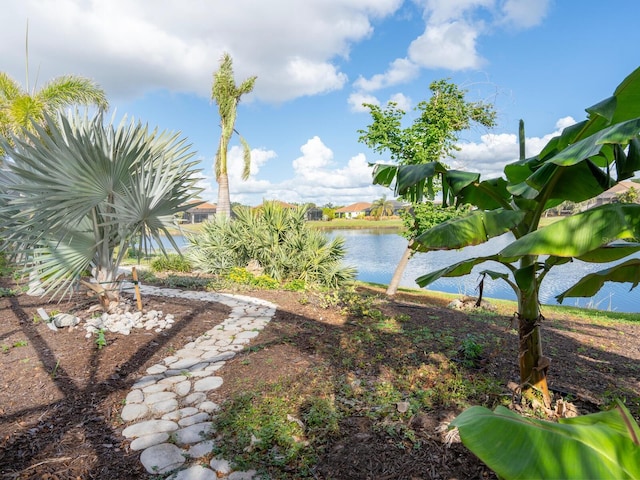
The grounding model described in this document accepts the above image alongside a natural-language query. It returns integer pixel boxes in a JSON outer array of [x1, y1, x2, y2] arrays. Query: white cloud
[[421, 0, 494, 24], [408, 21, 484, 70], [500, 0, 550, 28], [2, 0, 403, 102], [348, 92, 380, 112], [213, 136, 389, 206], [352, 0, 549, 95], [387, 93, 412, 111], [449, 116, 578, 179], [207, 115, 577, 207], [353, 58, 420, 91]]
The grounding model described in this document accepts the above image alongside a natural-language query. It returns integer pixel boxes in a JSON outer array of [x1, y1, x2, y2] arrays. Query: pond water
[[326, 228, 640, 314], [157, 229, 640, 313]]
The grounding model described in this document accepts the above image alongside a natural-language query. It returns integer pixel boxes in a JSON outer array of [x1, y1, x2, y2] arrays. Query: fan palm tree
[[0, 71, 108, 157], [370, 195, 395, 220], [211, 52, 256, 218], [0, 110, 202, 310]]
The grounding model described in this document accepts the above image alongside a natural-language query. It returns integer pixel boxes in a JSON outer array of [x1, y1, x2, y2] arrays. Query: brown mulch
[[1, 277, 639, 479]]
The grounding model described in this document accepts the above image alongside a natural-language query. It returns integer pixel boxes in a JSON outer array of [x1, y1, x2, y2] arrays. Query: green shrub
[[151, 253, 192, 273], [252, 275, 280, 289], [187, 202, 356, 288], [283, 279, 307, 291], [227, 267, 255, 285]]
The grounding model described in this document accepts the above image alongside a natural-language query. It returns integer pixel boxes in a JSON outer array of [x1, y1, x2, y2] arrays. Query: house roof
[[186, 200, 217, 211], [335, 202, 372, 213], [598, 180, 639, 198]]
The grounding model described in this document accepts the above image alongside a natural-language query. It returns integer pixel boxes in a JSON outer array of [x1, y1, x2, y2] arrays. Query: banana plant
[[450, 400, 640, 479], [372, 67, 640, 405], [0, 110, 202, 309]]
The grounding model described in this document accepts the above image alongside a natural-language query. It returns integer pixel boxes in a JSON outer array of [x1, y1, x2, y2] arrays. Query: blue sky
[[2, 0, 639, 206]]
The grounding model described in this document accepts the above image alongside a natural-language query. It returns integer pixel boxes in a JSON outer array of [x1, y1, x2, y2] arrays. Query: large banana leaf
[[415, 255, 501, 287], [556, 258, 640, 303], [371, 162, 448, 202], [451, 402, 640, 480], [500, 203, 640, 258], [413, 209, 526, 252]]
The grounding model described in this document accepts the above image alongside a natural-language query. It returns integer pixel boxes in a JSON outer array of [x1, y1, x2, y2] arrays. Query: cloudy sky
[[2, 0, 639, 206]]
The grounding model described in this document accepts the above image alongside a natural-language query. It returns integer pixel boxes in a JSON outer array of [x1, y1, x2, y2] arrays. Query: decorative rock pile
[[118, 283, 277, 480], [84, 301, 176, 337]]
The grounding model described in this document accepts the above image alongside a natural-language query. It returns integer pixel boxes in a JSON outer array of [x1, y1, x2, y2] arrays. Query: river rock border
[[119, 284, 277, 479]]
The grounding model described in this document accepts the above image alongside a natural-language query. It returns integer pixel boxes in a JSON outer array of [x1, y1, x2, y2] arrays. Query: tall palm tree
[[0, 72, 108, 157], [370, 195, 395, 220], [211, 52, 256, 218]]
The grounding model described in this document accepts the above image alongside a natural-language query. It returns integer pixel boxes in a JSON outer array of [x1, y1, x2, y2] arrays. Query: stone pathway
[[119, 284, 277, 479]]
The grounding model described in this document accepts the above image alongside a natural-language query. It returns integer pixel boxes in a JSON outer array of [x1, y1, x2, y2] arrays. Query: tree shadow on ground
[[0, 293, 230, 479]]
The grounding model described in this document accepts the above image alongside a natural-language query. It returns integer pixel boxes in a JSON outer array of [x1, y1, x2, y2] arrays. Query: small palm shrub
[[187, 202, 356, 288], [151, 253, 192, 273]]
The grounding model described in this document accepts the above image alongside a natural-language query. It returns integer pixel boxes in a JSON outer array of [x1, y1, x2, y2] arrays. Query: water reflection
[[329, 228, 640, 313]]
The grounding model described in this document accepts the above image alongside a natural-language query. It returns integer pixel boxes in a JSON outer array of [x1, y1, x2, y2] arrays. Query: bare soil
[[1, 276, 639, 479]]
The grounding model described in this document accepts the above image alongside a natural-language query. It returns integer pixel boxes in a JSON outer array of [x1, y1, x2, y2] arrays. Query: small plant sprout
[[95, 329, 107, 349]]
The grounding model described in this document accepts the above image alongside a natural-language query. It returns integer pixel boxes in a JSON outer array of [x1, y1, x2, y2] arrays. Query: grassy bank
[[308, 217, 404, 230]]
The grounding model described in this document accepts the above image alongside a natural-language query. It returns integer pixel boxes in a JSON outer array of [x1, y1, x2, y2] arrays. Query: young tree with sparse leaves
[[358, 79, 496, 295]]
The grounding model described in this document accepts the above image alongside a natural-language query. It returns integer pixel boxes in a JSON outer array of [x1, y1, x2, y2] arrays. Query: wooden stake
[[132, 267, 143, 311]]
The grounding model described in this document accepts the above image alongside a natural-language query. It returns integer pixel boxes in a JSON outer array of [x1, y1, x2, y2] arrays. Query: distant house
[[306, 207, 324, 221], [335, 202, 372, 219], [388, 200, 411, 216], [590, 180, 639, 207], [183, 201, 217, 223]]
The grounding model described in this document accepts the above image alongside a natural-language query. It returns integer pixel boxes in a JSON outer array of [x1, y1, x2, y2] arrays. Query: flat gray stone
[[146, 363, 168, 375], [178, 412, 210, 427], [140, 443, 186, 474], [126, 389, 144, 404], [168, 465, 217, 480], [236, 330, 260, 339], [143, 383, 168, 393], [129, 432, 169, 451], [149, 398, 179, 414], [197, 401, 220, 413], [122, 419, 178, 438], [133, 375, 164, 389], [170, 357, 203, 370], [201, 351, 236, 362], [162, 407, 199, 421], [209, 458, 231, 475], [121, 403, 149, 422], [174, 380, 192, 396], [174, 422, 214, 445], [145, 391, 177, 405], [187, 439, 216, 458], [184, 392, 207, 405], [193, 377, 223, 392]]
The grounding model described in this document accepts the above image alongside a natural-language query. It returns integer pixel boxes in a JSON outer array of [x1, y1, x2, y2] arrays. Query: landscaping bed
[[1, 275, 639, 479]]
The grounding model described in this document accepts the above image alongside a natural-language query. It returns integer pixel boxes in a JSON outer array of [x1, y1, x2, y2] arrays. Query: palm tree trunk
[[386, 239, 414, 296], [217, 173, 232, 218]]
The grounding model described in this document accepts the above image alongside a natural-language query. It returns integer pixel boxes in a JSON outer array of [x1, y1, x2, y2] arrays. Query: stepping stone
[[167, 465, 217, 480], [193, 376, 223, 392], [121, 403, 149, 422], [122, 419, 178, 438], [174, 422, 215, 445], [129, 432, 169, 451], [140, 443, 186, 474]]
